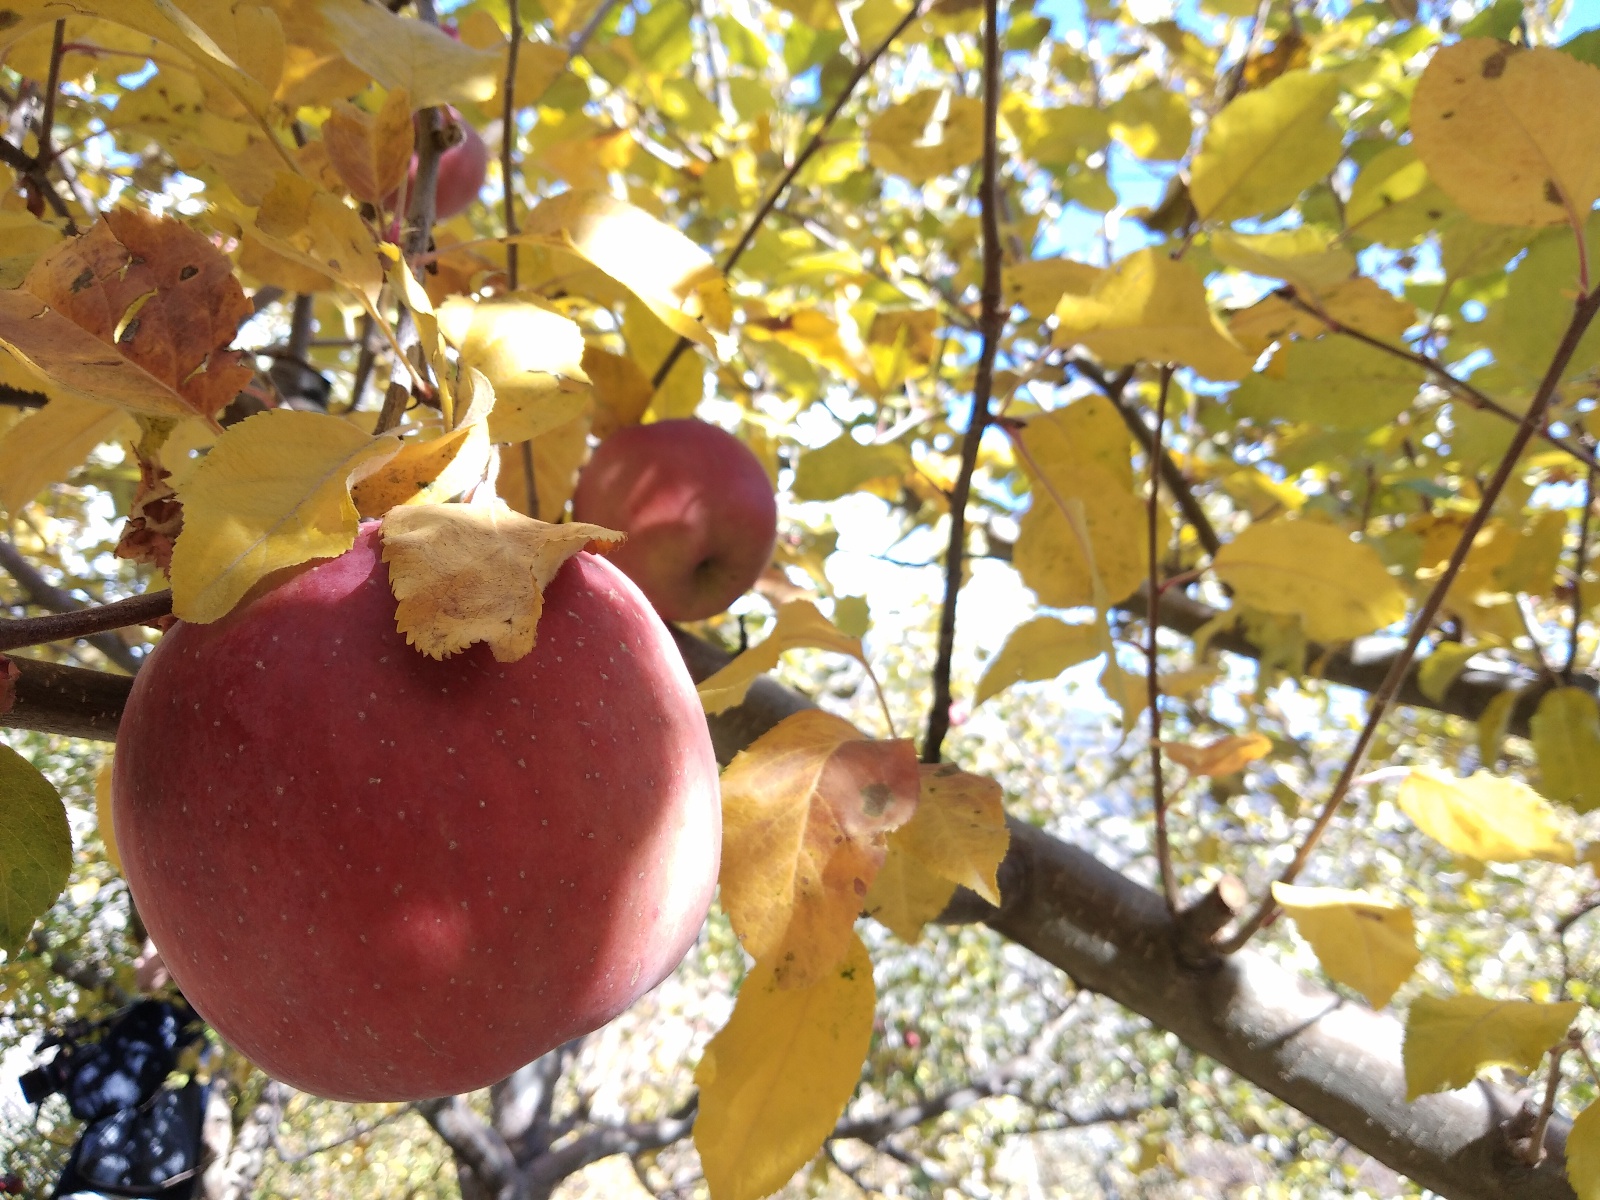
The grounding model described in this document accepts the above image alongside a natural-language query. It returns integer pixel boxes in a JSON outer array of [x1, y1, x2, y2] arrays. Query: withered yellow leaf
[[1162, 732, 1272, 777], [1054, 249, 1253, 382], [169, 410, 401, 623], [895, 764, 1008, 904], [1403, 993, 1579, 1100], [498, 417, 590, 524], [315, 0, 501, 108], [1412, 40, 1600, 227], [0, 211, 252, 423], [0, 392, 137, 517], [1190, 70, 1344, 222], [515, 190, 731, 349], [322, 88, 414, 206], [380, 501, 622, 662], [1211, 520, 1407, 642], [719, 710, 918, 987], [694, 933, 875, 1200], [436, 297, 590, 444], [861, 845, 957, 943], [1271, 883, 1419, 1009], [1397, 768, 1575, 864], [976, 617, 1104, 706], [698, 600, 867, 714]]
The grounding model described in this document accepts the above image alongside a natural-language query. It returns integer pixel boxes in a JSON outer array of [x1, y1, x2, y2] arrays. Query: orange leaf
[[322, 89, 414, 206], [0, 210, 251, 422], [719, 711, 919, 987], [1161, 732, 1272, 776]]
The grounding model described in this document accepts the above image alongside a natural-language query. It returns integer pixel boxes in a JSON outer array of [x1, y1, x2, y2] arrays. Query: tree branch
[[0, 536, 146, 673], [922, 0, 1003, 764], [0, 588, 171, 655], [418, 1095, 525, 1200]]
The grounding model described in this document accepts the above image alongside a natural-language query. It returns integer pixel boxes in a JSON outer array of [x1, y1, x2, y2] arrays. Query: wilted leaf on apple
[[0, 211, 253, 423], [381, 501, 623, 662], [436, 297, 590, 444], [169, 410, 402, 623], [322, 87, 414, 206], [1271, 883, 1420, 1009], [353, 370, 497, 519], [720, 710, 918, 987], [1403, 993, 1578, 1100], [254, 171, 384, 302], [698, 600, 867, 714], [1162, 732, 1271, 777], [515, 190, 731, 349], [316, 0, 502, 108], [0, 392, 137, 518], [694, 933, 875, 1200], [976, 616, 1104, 706], [1396, 769, 1575, 864], [0, 743, 71, 956]]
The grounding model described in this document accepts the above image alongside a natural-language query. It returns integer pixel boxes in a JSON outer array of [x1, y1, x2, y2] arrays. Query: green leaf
[[1403, 993, 1578, 1099], [0, 743, 71, 955], [1531, 688, 1600, 813], [792, 435, 912, 503], [1190, 70, 1344, 222]]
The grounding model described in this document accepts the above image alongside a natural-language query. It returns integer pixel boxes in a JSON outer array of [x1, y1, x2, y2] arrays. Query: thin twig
[[1515, 1035, 1574, 1167], [501, 0, 522, 292], [38, 22, 64, 164], [1148, 365, 1179, 917], [1219, 281, 1600, 953], [1568, 447, 1595, 681], [921, 0, 1002, 765], [0, 590, 172, 654], [651, 0, 927, 390], [0, 537, 145, 673]]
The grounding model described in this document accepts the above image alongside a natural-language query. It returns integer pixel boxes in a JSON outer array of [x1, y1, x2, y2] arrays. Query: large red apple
[[571, 419, 778, 622], [112, 524, 720, 1101]]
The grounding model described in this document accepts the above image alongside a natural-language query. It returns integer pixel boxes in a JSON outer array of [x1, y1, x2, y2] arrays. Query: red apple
[[112, 524, 720, 1101], [571, 420, 778, 622]]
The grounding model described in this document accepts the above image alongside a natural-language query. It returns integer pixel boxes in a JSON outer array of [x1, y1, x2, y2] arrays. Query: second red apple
[[572, 419, 778, 622]]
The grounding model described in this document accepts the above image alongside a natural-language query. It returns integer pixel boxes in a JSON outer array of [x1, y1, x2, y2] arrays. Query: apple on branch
[[112, 519, 720, 1102], [572, 419, 779, 622]]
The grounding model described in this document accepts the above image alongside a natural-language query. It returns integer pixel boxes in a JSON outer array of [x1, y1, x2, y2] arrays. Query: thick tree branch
[[3, 653, 131, 738], [418, 1095, 526, 1200]]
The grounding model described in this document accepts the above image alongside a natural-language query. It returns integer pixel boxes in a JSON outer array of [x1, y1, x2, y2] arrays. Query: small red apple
[[112, 524, 720, 1101], [571, 419, 778, 622]]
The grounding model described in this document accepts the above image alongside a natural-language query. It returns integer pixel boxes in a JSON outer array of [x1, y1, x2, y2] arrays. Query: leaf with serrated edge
[[719, 710, 918, 987], [1403, 994, 1578, 1100], [699, 601, 867, 714], [0, 744, 71, 955], [169, 410, 401, 623], [1272, 884, 1420, 1009], [381, 502, 622, 662], [1397, 769, 1575, 864], [694, 933, 875, 1200]]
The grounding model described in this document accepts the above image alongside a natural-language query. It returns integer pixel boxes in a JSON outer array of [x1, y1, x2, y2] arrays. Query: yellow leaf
[[1403, 993, 1578, 1100], [168, 410, 401, 623], [1106, 84, 1193, 160], [1099, 657, 1147, 732], [1396, 768, 1575, 864], [792, 435, 912, 503], [351, 412, 493, 518], [436, 297, 589, 444], [515, 190, 730, 349], [510, 42, 572, 108], [1002, 258, 1103, 320], [1054, 248, 1253, 382], [894, 764, 1008, 904], [1232, 337, 1425, 431], [1211, 227, 1355, 293], [1411, 40, 1600, 227], [699, 600, 867, 714], [0, 210, 65, 288], [861, 845, 957, 943], [1570, 1102, 1600, 1200], [1190, 70, 1344, 222], [1417, 642, 1477, 704], [498, 417, 590, 523], [866, 90, 985, 183], [718, 710, 919, 987], [694, 933, 875, 1200], [1345, 143, 1451, 246], [1211, 520, 1408, 642], [1226, 278, 1416, 354], [1532, 687, 1600, 813], [1162, 732, 1271, 777], [0, 393, 136, 517], [321, 88, 414, 206], [1271, 883, 1420, 1009], [380, 501, 622, 662], [583, 345, 653, 439], [975, 617, 1103, 706], [0, 211, 253, 422], [254, 171, 384, 303], [315, 0, 501, 108], [94, 755, 120, 872]]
